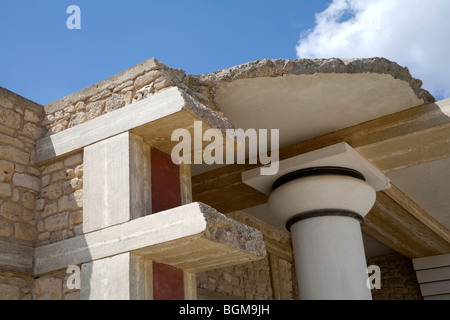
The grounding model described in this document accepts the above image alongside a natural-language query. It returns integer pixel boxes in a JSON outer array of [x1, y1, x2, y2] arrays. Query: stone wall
[[368, 252, 423, 300], [197, 211, 298, 300], [198, 257, 273, 300], [36, 152, 83, 246], [0, 87, 43, 246], [32, 268, 80, 300], [0, 270, 32, 300], [41, 58, 218, 137]]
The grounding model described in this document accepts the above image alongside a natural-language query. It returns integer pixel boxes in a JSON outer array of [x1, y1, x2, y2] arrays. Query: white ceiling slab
[[388, 158, 450, 229], [215, 73, 424, 148]]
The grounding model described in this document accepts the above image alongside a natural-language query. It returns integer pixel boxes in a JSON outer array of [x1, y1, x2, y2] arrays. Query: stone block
[[63, 153, 82, 167], [51, 169, 75, 182], [37, 232, 50, 242], [41, 161, 63, 175], [14, 223, 37, 242], [32, 277, 62, 300], [44, 212, 69, 232], [69, 210, 83, 228], [75, 101, 86, 111], [22, 192, 35, 210], [0, 108, 21, 130], [0, 220, 14, 237], [0, 202, 22, 222], [22, 210, 34, 223], [0, 183, 11, 198], [68, 190, 83, 210], [0, 96, 14, 109], [41, 174, 51, 187], [113, 80, 134, 93], [11, 189, 19, 202], [0, 146, 29, 166], [42, 182, 63, 200], [63, 178, 82, 195], [86, 101, 104, 120], [22, 122, 43, 140], [27, 166, 40, 177], [35, 198, 45, 211], [57, 196, 69, 212], [0, 160, 14, 182], [12, 173, 40, 192], [68, 112, 87, 128], [24, 109, 40, 123], [104, 93, 124, 113], [42, 114, 54, 126], [0, 283, 20, 300], [134, 70, 164, 89], [43, 202, 58, 218], [0, 133, 25, 149]]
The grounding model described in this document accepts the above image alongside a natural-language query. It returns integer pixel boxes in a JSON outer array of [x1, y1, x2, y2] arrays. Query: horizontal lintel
[[34, 202, 265, 275]]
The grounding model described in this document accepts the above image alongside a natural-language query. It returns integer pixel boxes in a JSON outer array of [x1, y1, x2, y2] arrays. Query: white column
[[268, 168, 376, 300]]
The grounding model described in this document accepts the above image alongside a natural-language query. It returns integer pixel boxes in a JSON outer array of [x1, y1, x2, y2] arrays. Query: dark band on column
[[272, 167, 366, 191], [286, 209, 365, 231]]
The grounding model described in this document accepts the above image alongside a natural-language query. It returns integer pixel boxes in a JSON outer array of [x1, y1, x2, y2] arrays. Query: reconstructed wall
[[197, 211, 298, 300], [0, 59, 425, 301], [0, 88, 43, 299], [41, 58, 219, 138], [0, 270, 32, 300], [0, 87, 43, 246], [36, 152, 83, 246], [32, 268, 80, 300]]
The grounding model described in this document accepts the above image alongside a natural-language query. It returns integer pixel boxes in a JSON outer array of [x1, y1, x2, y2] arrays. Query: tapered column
[[269, 167, 376, 300]]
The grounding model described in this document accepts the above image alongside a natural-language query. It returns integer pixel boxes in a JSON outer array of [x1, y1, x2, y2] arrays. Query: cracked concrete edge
[[42, 57, 434, 120], [192, 57, 436, 105], [180, 88, 237, 134], [198, 202, 267, 259]]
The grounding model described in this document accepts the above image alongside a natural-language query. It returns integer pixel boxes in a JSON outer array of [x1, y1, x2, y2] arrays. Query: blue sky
[[0, 0, 330, 105], [1, 0, 449, 105]]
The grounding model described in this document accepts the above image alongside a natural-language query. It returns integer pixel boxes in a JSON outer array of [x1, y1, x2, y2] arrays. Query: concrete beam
[[363, 187, 450, 259], [35, 87, 237, 164], [0, 238, 34, 275], [34, 202, 266, 275]]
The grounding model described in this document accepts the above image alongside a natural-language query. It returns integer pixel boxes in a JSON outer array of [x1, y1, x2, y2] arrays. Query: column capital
[[268, 170, 376, 230], [242, 142, 391, 195]]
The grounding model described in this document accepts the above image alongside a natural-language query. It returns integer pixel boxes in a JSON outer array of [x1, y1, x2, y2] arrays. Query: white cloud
[[296, 0, 450, 99]]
